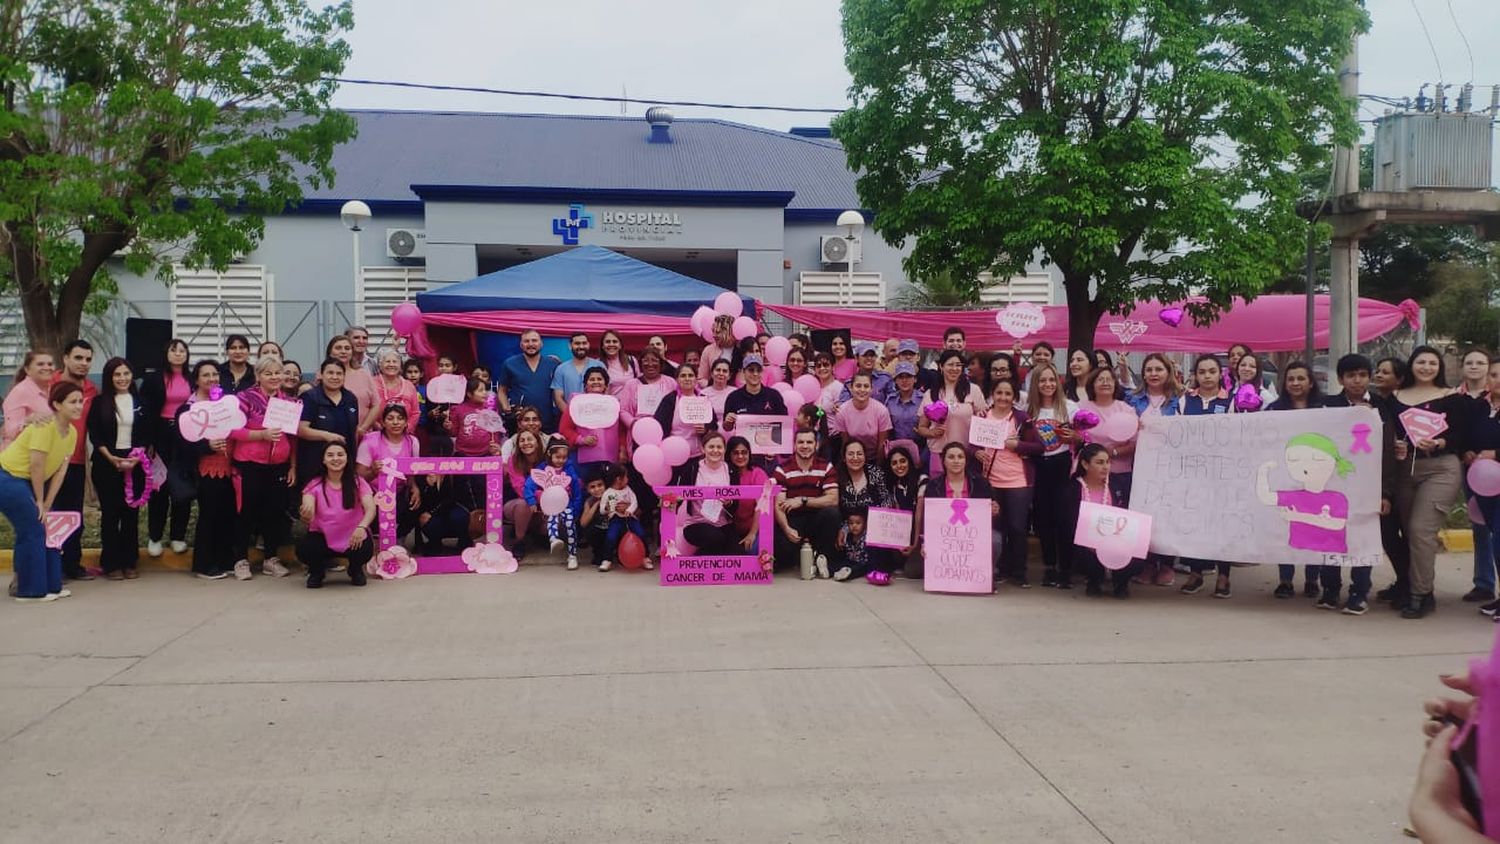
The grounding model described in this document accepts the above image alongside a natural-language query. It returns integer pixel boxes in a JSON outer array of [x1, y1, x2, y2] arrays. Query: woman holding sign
[[1065, 443, 1137, 598], [228, 357, 297, 581], [975, 380, 1042, 586], [884, 443, 926, 576], [1, 382, 83, 602], [560, 367, 625, 477], [916, 350, 988, 476], [918, 443, 1002, 584], [1265, 361, 1328, 601], [87, 358, 152, 580], [653, 362, 715, 460], [175, 361, 237, 578], [670, 431, 746, 556], [832, 439, 894, 580], [1392, 345, 1470, 619]]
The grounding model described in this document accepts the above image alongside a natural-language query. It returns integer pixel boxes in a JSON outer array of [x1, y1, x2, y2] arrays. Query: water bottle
[[799, 542, 815, 580]]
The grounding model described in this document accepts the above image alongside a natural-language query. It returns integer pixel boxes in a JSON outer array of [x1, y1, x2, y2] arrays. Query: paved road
[[0, 553, 1490, 843]]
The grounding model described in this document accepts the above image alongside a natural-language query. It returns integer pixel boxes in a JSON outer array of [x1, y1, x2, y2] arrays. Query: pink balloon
[[539, 486, 569, 517], [732, 316, 757, 341], [793, 374, 821, 405], [1469, 496, 1487, 526], [1101, 412, 1139, 443], [1469, 459, 1500, 497], [641, 461, 672, 488], [701, 323, 717, 343], [763, 336, 791, 366], [761, 365, 781, 386], [632, 417, 664, 447], [690, 306, 716, 338], [714, 291, 743, 318], [660, 435, 690, 467], [633, 443, 665, 476], [772, 381, 796, 401], [390, 302, 421, 336]]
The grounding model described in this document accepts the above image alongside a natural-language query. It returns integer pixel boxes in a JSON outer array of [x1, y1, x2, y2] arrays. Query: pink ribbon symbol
[[664, 540, 681, 561], [948, 500, 970, 526], [754, 480, 774, 516], [379, 460, 406, 491], [1350, 423, 1373, 454]]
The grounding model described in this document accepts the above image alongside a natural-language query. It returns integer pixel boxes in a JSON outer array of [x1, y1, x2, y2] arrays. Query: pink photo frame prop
[[655, 483, 779, 586], [382, 456, 506, 575]]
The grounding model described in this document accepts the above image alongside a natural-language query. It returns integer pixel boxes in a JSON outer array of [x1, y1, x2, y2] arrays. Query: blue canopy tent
[[414, 245, 757, 369]]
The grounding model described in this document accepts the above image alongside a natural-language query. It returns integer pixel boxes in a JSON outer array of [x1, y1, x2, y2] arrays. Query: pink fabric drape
[[762, 296, 1419, 353], [419, 310, 705, 345]]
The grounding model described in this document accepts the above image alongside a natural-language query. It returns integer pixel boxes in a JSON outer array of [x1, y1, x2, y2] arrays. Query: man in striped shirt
[[772, 428, 842, 576]]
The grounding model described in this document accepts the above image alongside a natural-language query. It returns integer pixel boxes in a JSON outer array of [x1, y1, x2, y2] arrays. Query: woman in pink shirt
[[362, 349, 420, 434], [2, 351, 56, 445], [140, 339, 194, 556], [559, 367, 626, 471], [618, 349, 671, 435], [653, 362, 714, 460], [701, 359, 736, 420], [598, 329, 638, 398], [297, 441, 375, 588], [828, 335, 857, 382], [357, 404, 421, 540], [228, 357, 297, 581], [832, 371, 892, 457], [1077, 367, 1139, 506], [975, 380, 1043, 586], [916, 349, 989, 476], [811, 352, 844, 415]]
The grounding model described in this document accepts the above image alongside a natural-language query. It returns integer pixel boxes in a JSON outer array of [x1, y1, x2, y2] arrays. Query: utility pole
[[1328, 38, 1360, 362]]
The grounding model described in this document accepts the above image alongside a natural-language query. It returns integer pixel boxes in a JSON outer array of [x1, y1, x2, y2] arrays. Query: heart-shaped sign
[[44, 511, 82, 550], [1107, 320, 1149, 346], [179, 396, 247, 442], [470, 409, 507, 433], [1399, 407, 1448, 443], [996, 302, 1046, 339], [569, 393, 620, 429], [1159, 306, 1185, 328], [426, 374, 467, 405]]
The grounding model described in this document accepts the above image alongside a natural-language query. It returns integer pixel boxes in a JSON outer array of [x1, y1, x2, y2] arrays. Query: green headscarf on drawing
[[1287, 432, 1355, 477]]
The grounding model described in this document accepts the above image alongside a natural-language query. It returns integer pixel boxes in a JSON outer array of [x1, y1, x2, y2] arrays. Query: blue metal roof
[[302, 110, 864, 212]]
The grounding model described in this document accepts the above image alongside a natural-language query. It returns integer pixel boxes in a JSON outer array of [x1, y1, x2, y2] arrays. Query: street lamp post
[[836, 210, 864, 306], [339, 200, 372, 347]]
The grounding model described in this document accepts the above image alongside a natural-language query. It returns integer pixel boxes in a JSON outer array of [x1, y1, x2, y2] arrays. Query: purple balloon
[[1234, 383, 1262, 412]]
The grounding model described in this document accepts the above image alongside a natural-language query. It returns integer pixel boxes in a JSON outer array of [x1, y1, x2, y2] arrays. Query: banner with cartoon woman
[[1129, 407, 1384, 566]]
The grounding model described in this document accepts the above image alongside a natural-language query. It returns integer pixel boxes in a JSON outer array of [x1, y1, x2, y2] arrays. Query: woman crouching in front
[[297, 442, 376, 588]]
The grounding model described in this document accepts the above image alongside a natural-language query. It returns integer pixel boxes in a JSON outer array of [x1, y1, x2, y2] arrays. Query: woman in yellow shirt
[[1, 382, 84, 602]]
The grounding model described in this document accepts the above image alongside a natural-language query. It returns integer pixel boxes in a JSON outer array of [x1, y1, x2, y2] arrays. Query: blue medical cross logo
[[551, 204, 594, 245]]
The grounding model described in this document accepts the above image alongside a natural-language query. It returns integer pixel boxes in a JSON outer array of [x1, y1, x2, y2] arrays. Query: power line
[[329, 77, 846, 114], [1409, 0, 1445, 83], [1444, 0, 1476, 82]]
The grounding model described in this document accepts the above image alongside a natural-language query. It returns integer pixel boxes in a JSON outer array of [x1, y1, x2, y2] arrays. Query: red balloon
[[618, 533, 647, 570]]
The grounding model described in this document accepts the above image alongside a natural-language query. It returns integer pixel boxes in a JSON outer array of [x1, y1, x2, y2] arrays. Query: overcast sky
[[334, 0, 1500, 136]]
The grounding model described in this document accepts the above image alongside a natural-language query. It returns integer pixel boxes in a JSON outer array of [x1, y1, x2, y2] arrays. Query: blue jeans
[[1472, 518, 1495, 592], [0, 472, 62, 598], [1319, 564, 1373, 600], [1278, 564, 1322, 585]]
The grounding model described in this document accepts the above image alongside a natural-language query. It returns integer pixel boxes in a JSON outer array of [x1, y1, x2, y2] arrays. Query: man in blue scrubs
[[498, 329, 561, 430], [550, 332, 603, 419]]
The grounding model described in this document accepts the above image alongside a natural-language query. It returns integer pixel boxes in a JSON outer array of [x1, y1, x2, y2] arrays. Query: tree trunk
[[12, 228, 118, 357], [1063, 274, 1101, 354]]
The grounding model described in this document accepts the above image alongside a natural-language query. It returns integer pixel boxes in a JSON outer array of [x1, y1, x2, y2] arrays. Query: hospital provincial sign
[[552, 203, 685, 244]]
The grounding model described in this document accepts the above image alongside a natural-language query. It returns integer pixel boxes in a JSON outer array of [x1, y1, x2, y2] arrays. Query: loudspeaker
[[125, 318, 174, 376]]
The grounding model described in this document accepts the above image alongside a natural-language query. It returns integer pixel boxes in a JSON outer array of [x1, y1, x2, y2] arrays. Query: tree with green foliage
[[0, 0, 356, 355], [1424, 249, 1499, 348], [889, 268, 983, 310], [833, 1, 1368, 353]]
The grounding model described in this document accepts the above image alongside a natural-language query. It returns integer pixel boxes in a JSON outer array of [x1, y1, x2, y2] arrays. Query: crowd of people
[[1, 320, 1494, 623]]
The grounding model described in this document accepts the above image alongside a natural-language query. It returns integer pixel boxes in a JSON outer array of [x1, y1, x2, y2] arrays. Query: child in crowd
[[525, 437, 584, 570], [579, 469, 610, 570], [437, 356, 456, 375], [833, 507, 871, 582], [596, 463, 651, 572]]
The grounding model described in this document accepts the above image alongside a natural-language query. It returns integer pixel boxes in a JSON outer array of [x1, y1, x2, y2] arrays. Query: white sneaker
[[814, 554, 830, 579], [170, 540, 188, 554], [196, 571, 229, 580], [52, 589, 72, 599], [550, 538, 564, 553], [262, 557, 290, 578], [147, 540, 163, 558], [597, 559, 613, 572], [233, 559, 253, 581], [566, 555, 579, 570], [832, 567, 852, 582], [14, 594, 57, 603]]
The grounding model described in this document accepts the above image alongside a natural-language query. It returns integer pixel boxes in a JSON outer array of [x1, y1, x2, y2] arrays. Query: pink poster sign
[[1398, 407, 1448, 443], [735, 414, 794, 455], [677, 396, 714, 425], [1072, 501, 1153, 570], [655, 483, 778, 586], [263, 396, 302, 436], [922, 498, 992, 594], [866, 507, 913, 550], [44, 511, 82, 550]]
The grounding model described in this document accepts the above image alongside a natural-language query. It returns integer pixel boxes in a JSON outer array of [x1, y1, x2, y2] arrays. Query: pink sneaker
[[1131, 561, 1154, 586], [1153, 565, 1175, 587]]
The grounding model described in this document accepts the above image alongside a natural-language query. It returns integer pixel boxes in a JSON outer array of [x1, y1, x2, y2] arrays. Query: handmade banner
[[1073, 502, 1153, 570], [923, 498, 992, 593], [676, 396, 713, 425], [1130, 407, 1383, 566], [967, 416, 1011, 450], [381, 456, 510, 576], [655, 483, 779, 586], [866, 507, 913, 550], [263, 396, 302, 436], [734, 414, 794, 455]]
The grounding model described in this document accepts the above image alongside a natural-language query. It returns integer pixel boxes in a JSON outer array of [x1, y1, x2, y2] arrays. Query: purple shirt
[[1277, 489, 1349, 553]]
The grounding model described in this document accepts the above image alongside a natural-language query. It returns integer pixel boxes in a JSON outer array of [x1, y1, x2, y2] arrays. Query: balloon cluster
[[690, 292, 757, 344], [632, 418, 693, 487], [923, 401, 949, 423], [1234, 383, 1262, 412]]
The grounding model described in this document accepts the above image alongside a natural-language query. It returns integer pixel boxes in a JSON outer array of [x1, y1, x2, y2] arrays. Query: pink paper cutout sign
[[676, 396, 714, 425], [995, 301, 1046, 339], [1398, 407, 1448, 443], [569, 393, 620, 429], [735, 414, 794, 455], [470, 409, 507, 433], [967, 415, 1011, 450], [922, 498, 992, 593], [866, 507, 913, 550], [179, 397, 247, 442], [426, 374, 467, 405], [383, 456, 506, 575], [1073, 501, 1153, 570], [263, 396, 302, 436], [44, 512, 82, 550]]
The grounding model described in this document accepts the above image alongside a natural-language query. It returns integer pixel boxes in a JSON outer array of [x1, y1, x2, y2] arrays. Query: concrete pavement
[[0, 553, 1490, 843]]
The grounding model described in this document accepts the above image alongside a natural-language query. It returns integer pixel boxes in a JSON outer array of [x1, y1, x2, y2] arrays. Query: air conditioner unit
[[386, 228, 427, 259], [820, 235, 861, 265]]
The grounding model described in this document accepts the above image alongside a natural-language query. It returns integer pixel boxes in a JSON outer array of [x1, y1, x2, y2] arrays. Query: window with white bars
[[798, 271, 884, 308], [171, 266, 273, 354], [0, 299, 25, 370], [978, 271, 1055, 305], [359, 266, 427, 349]]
